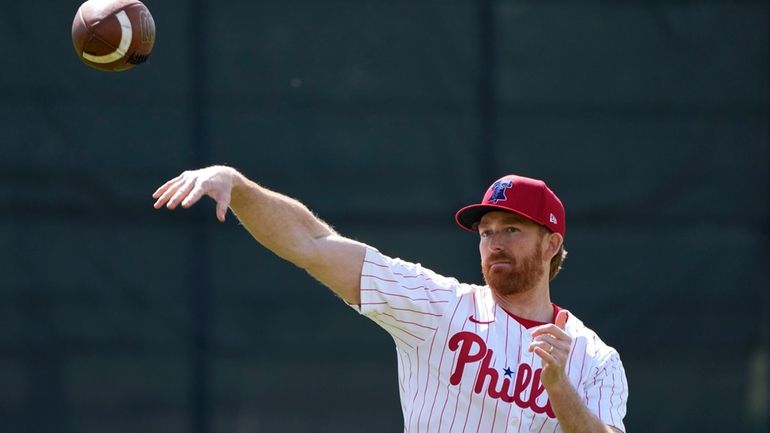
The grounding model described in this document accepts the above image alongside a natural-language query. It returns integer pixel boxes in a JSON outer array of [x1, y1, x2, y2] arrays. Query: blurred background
[[1, 0, 768, 432]]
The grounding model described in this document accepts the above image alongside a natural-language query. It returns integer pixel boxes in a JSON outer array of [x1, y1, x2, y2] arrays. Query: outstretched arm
[[152, 166, 366, 305]]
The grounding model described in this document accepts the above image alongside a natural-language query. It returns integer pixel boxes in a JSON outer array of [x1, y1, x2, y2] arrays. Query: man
[[153, 166, 628, 433]]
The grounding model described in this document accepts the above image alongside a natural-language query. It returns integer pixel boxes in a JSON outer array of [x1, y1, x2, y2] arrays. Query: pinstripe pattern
[[353, 248, 627, 433]]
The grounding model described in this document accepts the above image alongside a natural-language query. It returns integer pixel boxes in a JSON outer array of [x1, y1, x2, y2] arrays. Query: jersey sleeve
[[351, 247, 465, 349], [583, 350, 629, 432]]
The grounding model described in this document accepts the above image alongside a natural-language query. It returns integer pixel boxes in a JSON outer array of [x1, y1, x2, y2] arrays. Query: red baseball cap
[[455, 175, 566, 237]]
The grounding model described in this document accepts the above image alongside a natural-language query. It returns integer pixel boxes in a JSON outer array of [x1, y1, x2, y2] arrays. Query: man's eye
[[479, 230, 492, 238], [505, 227, 519, 233]]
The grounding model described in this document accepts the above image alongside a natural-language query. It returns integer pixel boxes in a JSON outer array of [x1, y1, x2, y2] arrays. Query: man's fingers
[[532, 346, 558, 364], [530, 311, 570, 340], [153, 177, 186, 209], [533, 333, 557, 347], [528, 340, 561, 359], [530, 323, 572, 361], [152, 173, 184, 199], [180, 183, 207, 208], [532, 334, 568, 353], [528, 340, 549, 353], [532, 314, 573, 388], [531, 324, 569, 340], [166, 180, 196, 209]]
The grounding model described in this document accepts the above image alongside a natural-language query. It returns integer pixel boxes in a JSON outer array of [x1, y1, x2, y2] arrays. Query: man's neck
[[491, 282, 553, 323]]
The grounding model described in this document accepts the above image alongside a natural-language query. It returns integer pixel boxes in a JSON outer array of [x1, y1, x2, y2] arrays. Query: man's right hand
[[152, 165, 238, 222]]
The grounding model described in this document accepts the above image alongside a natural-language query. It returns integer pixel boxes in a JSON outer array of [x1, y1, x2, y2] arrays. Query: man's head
[[476, 211, 565, 295], [455, 175, 568, 291]]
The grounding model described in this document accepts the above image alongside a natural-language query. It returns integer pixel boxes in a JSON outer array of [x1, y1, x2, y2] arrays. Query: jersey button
[[510, 416, 519, 426]]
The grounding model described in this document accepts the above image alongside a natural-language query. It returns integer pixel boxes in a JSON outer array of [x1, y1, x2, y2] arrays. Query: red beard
[[481, 244, 545, 296]]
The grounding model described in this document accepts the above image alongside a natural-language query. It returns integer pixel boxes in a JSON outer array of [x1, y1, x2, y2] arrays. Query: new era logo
[[549, 213, 558, 224]]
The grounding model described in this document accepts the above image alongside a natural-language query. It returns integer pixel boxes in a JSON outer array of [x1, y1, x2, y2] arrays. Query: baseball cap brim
[[455, 203, 543, 233]]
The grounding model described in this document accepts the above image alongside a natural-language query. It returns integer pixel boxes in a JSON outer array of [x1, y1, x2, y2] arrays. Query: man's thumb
[[555, 309, 569, 330], [215, 191, 231, 222]]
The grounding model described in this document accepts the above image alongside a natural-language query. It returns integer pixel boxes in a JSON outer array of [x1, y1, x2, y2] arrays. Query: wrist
[[224, 167, 246, 192], [544, 375, 575, 397]]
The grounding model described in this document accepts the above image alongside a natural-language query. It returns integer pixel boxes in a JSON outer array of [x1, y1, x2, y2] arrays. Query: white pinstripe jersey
[[351, 247, 628, 433]]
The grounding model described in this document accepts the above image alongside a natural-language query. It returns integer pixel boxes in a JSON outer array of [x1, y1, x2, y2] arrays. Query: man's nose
[[486, 232, 505, 251]]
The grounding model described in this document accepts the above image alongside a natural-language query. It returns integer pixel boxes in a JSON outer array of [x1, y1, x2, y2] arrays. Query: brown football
[[72, 0, 156, 72]]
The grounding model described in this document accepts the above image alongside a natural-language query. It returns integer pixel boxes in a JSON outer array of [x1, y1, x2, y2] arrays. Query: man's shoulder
[[566, 312, 621, 361], [364, 246, 479, 294]]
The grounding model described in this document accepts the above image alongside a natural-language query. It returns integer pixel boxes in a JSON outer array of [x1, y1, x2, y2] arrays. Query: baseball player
[[153, 166, 628, 433]]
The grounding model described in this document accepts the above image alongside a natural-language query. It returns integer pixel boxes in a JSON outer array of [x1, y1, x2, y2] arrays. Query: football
[[71, 0, 156, 72]]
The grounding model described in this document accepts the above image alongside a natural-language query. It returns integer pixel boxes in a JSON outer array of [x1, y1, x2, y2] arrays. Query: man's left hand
[[528, 309, 572, 388]]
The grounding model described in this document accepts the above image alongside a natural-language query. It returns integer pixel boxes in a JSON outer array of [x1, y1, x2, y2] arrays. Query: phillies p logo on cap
[[489, 180, 513, 203]]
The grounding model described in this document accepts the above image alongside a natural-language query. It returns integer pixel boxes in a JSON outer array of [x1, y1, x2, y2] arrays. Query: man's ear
[[543, 232, 563, 261]]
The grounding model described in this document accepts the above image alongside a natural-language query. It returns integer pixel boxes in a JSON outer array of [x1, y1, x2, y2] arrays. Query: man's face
[[477, 211, 547, 296]]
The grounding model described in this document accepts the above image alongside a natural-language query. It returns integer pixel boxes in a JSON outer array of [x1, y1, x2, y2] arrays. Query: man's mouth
[[487, 260, 512, 271]]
